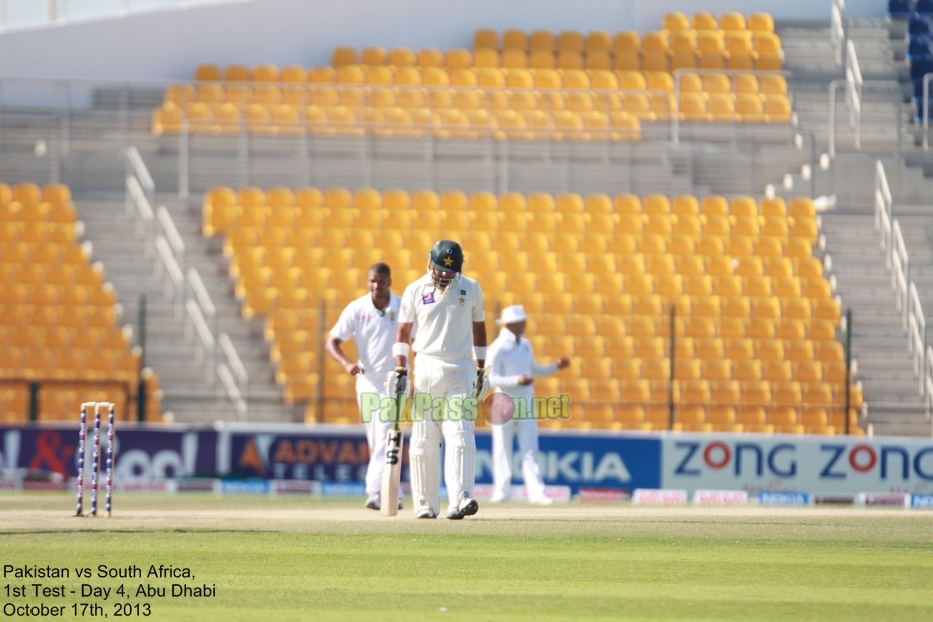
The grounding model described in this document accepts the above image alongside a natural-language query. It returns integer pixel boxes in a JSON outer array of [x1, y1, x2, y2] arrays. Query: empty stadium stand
[[0, 182, 161, 422], [202, 186, 863, 434], [152, 12, 792, 137]]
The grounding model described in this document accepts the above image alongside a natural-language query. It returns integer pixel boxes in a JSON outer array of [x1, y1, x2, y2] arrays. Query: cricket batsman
[[387, 240, 487, 520]]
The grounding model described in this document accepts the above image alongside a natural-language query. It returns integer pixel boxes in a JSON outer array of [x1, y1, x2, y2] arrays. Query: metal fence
[[0, 0, 235, 31]]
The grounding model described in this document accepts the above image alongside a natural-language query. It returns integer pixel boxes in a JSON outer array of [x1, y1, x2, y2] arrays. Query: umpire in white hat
[[486, 305, 569, 504]]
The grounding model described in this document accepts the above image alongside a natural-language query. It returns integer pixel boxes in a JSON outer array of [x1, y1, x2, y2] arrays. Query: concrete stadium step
[[820, 210, 928, 431], [71, 192, 302, 424]]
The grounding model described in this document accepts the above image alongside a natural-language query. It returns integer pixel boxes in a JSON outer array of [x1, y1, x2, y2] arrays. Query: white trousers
[[357, 374, 401, 499], [491, 417, 547, 502], [409, 355, 476, 515]]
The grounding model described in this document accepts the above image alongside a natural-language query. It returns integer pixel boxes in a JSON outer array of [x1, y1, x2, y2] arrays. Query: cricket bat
[[380, 379, 406, 517]]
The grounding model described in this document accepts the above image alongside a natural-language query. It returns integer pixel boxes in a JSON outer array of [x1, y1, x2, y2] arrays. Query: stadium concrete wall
[[0, 0, 885, 82], [4, 424, 933, 497]]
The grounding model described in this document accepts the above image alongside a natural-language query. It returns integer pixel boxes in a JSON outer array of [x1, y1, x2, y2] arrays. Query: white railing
[[875, 161, 931, 397], [892, 220, 910, 327], [910, 284, 926, 391], [186, 268, 217, 340], [125, 146, 248, 417], [845, 39, 863, 150], [156, 205, 185, 277], [926, 347, 933, 415], [829, 39, 863, 157], [0, 0, 237, 32], [831, 0, 847, 66], [217, 363, 247, 421], [874, 159, 893, 261], [154, 235, 184, 319], [219, 332, 249, 419], [125, 174, 154, 257], [923, 73, 932, 151], [185, 298, 216, 383]]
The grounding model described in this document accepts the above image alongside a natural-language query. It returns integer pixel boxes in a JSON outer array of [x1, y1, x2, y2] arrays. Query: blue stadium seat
[[918, 0, 933, 18], [889, 0, 914, 19], [910, 56, 933, 82], [908, 14, 933, 40], [908, 36, 933, 60]]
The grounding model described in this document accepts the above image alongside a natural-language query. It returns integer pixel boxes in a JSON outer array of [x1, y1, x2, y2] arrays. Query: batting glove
[[385, 367, 410, 399], [474, 367, 491, 401]]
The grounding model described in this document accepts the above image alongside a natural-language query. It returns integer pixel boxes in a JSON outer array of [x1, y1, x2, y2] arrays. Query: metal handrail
[[892, 220, 910, 316], [185, 298, 216, 384], [218, 332, 249, 417], [923, 73, 931, 151], [156, 205, 185, 276], [845, 39, 862, 149], [186, 267, 216, 332], [910, 283, 927, 391], [877, 161, 932, 398], [927, 346, 933, 415], [874, 159, 893, 259], [125, 175, 154, 257], [217, 363, 247, 421], [832, 0, 847, 66], [126, 146, 154, 208], [154, 235, 184, 319]]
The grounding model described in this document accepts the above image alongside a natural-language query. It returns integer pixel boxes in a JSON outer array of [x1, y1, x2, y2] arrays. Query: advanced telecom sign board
[[661, 434, 933, 495]]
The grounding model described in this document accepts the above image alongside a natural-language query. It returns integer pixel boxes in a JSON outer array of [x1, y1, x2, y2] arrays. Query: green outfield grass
[[2, 495, 932, 621]]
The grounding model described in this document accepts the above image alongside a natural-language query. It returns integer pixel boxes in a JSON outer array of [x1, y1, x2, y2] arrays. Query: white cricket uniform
[[487, 327, 560, 503], [329, 292, 404, 499], [399, 271, 485, 515]]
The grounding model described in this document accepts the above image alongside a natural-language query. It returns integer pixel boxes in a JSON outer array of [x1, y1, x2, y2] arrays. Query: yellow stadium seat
[[720, 12, 747, 31], [737, 93, 764, 122], [809, 320, 837, 342], [704, 361, 734, 383], [418, 48, 445, 68], [692, 337, 722, 361], [612, 31, 641, 70], [749, 13, 775, 33], [703, 215, 731, 238], [641, 32, 670, 72]]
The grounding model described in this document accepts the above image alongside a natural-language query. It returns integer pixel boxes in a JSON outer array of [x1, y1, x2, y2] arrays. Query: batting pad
[[409, 421, 442, 515], [443, 421, 476, 510]]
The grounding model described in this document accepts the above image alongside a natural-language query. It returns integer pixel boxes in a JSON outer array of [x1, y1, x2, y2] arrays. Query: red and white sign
[[858, 492, 910, 507], [633, 488, 687, 504], [693, 489, 749, 505], [116, 481, 177, 493], [578, 488, 631, 502]]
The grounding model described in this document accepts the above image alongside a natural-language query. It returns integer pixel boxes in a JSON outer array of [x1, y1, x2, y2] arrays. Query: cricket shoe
[[415, 496, 435, 519], [364, 493, 381, 511], [446, 492, 479, 520], [531, 497, 554, 506], [398, 498, 404, 510]]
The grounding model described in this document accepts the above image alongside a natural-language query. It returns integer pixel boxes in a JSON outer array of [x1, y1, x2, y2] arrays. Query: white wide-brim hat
[[496, 305, 527, 324]]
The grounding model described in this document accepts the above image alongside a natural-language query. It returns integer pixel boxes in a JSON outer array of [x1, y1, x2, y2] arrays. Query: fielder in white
[[326, 263, 404, 512], [388, 240, 487, 520], [487, 305, 569, 504]]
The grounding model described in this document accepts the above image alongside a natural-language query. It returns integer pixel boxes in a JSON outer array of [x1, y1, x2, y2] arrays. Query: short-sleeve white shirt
[[399, 272, 485, 361], [329, 293, 401, 377]]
